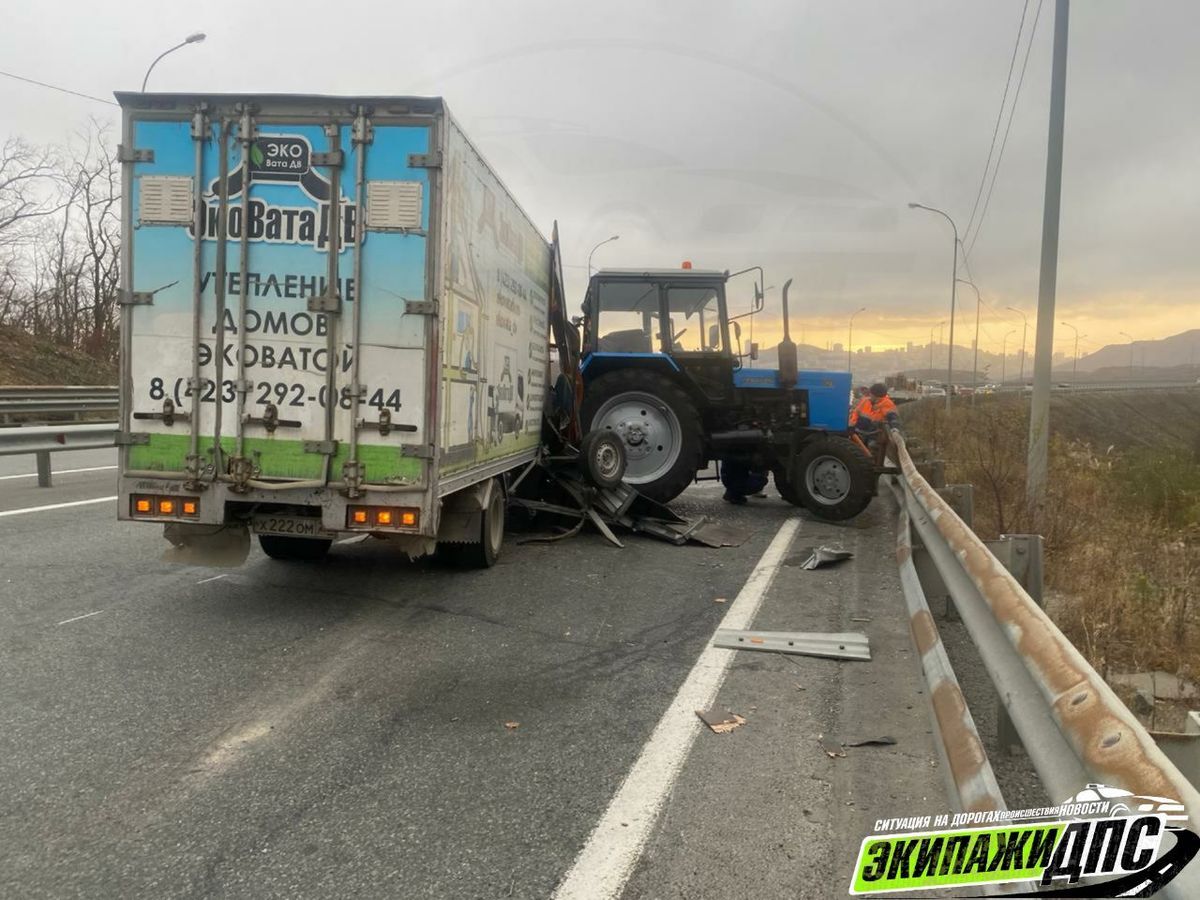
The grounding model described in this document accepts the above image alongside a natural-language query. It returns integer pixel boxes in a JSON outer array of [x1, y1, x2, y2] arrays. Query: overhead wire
[[962, 0, 1030, 242], [0, 68, 118, 107], [965, 0, 1045, 257]]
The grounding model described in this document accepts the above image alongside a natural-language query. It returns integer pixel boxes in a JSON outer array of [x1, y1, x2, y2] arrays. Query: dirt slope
[[0, 326, 116, 386]]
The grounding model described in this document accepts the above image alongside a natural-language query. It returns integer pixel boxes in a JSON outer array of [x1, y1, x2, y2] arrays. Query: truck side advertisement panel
[[439, 118, 550, 476]]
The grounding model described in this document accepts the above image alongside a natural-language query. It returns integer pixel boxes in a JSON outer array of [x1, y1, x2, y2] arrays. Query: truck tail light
[[346, 505, 419, 529], [131, 494, 199, 518]]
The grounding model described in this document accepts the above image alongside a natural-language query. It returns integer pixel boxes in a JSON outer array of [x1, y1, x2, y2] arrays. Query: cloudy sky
[[2, 0, 1197, 357]]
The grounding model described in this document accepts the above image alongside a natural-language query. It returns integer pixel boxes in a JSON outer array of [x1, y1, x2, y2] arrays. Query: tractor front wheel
[[790, 436, 876, 521]]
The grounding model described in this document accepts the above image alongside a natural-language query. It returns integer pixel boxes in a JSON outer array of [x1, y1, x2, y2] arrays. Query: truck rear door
[[124, 102, 436, 489]]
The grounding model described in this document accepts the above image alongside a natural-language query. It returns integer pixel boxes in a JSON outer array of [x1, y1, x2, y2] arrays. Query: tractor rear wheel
[[790, 436, 875, 520], [582, 370, 703, 504]]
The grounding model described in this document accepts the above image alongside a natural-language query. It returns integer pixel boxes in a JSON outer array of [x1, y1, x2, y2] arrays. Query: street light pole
[[1119, 331, 1134, 379], [1060, 321, 1083, 378], [1002, 330, 1015, 384], [957, 278, 982, 400], [847, 306, 866, 373], [587, 234, 620, 277], [909, 203, 959, 413], [1007, 306, 1029, 383], [141, 32, 206, 92]]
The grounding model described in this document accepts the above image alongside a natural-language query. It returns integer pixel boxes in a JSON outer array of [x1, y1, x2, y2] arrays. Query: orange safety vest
[[850, 395, 898, 430]]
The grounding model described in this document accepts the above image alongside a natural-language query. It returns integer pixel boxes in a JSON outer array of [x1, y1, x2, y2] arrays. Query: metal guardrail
[[0, 386, 118, 423], [889, 427, 1200, 895], [0, 423, 117, 486]]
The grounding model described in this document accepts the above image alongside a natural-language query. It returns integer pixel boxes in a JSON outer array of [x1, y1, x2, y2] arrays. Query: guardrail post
[[938, 484, 974, 528], [916, 459, 946, 488], [36, 450, 52, 487], [986, 533, 1045, 751], [1151, 712, 1200, 790]]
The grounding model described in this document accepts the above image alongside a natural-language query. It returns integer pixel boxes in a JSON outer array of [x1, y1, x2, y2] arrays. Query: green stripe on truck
[[128, 434, 423, 482]]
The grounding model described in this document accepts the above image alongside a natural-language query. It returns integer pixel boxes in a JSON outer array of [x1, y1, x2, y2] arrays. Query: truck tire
[[258, 534, 332, 561], [442, 478, 505, 569], [772, 468, 805, 507], [578, 430, 626, 489], [582, 370, 703, 504], [790, 436, 875, 521]]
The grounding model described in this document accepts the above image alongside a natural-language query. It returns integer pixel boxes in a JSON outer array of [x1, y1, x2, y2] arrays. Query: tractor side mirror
[[708, 323, 720, 349], [749, 341, 759, 361]]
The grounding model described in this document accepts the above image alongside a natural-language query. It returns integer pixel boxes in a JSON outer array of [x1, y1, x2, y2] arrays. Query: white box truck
[[114, 94, 559, 566]]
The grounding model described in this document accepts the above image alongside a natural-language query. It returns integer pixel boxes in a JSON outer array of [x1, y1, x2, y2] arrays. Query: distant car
[[925, 387, 947, 398], [1057, 382, 1071, 389]]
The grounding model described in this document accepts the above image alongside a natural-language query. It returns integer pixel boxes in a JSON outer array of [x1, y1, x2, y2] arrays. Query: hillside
[[0, 326, 117, 385], [903, 389, 1200, 455]]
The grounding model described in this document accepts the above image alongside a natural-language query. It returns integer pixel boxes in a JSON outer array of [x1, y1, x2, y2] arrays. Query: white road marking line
[[196, 573, 229, 584], [57, 610, 104, 626], [0, 495, 117, 518], [553, 517, 802, 900], [0, 465, 117, 482]]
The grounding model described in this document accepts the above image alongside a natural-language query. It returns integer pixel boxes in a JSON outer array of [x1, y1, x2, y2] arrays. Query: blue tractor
[[577, 266, 877, 520]]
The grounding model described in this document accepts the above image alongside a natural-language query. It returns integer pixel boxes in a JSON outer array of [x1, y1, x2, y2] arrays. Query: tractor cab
[[581, 267, 758, 405]]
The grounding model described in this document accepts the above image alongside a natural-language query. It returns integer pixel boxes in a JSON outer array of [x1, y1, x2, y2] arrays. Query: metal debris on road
[[504, 721, 520, 730], [696, 709, 746, 734], [842, 736, 897, 748], [713, 629, 871, 661], [797, 546, 854, 569]]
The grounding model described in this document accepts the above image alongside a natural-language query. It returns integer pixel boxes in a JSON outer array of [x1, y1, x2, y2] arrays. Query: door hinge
[[119, 290, 155, 306], [311, 150, 345, 167], [400, 444, 434, 460], [405, 298, 438, 316], [115, 431, 151, 446], [408, 151, 442, 169], [308, 292, 341, 313], [118, 145, 154, 164]]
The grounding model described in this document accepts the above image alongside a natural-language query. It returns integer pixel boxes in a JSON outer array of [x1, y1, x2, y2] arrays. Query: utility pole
[[1002, 330, 1015, 385], [957, 279, 982, 400], [1026, 0, 1070, 521]]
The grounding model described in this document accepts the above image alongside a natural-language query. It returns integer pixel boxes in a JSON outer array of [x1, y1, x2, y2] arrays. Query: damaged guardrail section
[[889, 426, 1200, 823], [887, 478, 1005, 815]]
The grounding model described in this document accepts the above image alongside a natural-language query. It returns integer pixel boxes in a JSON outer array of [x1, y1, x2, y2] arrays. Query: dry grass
[[903, 396, 1200, 680]]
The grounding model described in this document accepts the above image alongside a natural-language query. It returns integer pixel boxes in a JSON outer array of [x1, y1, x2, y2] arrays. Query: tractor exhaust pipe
[[777, 277, 798, 386]]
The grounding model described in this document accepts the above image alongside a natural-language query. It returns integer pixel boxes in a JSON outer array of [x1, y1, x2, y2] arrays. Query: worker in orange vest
[[850, 383, 899, 464]]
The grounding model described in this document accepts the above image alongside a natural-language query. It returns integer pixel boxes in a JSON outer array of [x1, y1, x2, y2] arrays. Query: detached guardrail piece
[[712, 629, 871, 661]]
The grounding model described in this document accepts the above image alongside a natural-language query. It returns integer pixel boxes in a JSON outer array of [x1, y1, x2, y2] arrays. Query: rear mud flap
[[162, 522, 251, 568]]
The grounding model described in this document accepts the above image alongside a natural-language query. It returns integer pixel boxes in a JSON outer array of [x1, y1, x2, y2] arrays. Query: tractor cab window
[[595, 280, 665, 354], [665, 285, 725, 354]]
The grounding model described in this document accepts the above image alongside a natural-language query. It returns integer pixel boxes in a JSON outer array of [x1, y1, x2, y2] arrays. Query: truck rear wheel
[[790, 436, 875, 521], [582, 370, 702, 504], [440, 478, 505, 569], [258, 534, 332, 561]]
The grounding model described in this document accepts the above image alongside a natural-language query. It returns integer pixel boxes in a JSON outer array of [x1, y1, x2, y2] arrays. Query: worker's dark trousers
[[721, 461, 769, 500]]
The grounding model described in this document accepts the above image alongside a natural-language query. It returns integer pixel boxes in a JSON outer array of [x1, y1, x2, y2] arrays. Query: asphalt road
[[0, 454, 946, 899]]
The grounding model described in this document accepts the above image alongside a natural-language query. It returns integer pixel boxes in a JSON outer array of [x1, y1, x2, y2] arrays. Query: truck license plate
[[251, 515, 329, 538]]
